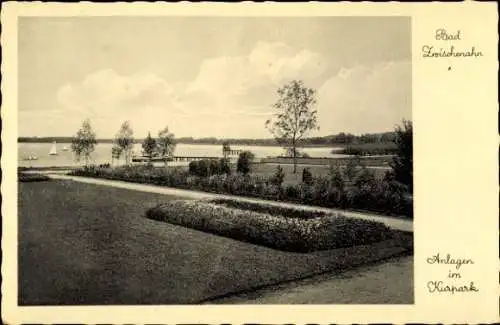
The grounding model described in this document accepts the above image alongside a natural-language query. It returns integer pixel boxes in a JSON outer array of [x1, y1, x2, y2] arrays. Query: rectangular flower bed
[[145, 200, 395, 253]]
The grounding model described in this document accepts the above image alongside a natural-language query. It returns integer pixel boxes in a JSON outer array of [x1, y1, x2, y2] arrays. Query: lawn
[[334, 142, 398, 156], [250, 163, 388, 186], [19, 180, 412, 305]]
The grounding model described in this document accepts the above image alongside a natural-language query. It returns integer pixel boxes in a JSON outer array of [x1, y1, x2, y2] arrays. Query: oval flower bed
[[145, 200, 395, 253]]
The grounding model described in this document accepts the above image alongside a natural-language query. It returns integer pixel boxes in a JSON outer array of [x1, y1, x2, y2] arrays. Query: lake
[[18, 142, 346, 168]]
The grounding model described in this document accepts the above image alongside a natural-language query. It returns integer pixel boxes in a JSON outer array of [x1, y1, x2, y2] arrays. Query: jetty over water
[[132, 155, 233, 163], [222, 149, 243, 156], [170, 156, 221, 162], [131, 145, 244, 164]]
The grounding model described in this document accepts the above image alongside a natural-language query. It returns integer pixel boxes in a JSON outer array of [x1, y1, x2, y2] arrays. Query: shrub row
[[188, 158, 230, 177], [69, 164, 413, 218], [71, 164, 190, 187], [18, 172, 51, 182], [145, 199, 395, 252], [340, 146, 398, 156]]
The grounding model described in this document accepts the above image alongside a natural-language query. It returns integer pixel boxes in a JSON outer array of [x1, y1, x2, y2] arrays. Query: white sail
[[49, 141, 57, 155]]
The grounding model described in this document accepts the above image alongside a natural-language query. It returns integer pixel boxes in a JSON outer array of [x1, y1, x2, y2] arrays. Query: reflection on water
[[18, 143, 344, 168]]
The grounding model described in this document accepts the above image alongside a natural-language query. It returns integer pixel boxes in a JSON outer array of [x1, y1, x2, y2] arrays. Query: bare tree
[[266, 80, 319, 173]]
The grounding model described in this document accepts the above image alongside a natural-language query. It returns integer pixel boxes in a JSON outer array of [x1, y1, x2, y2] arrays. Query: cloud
[[47, 42, 410, 138], [178, 41, 329, 117], [317, 60, 411, 134], [54, 69, 189, 136], [51, 41, 330, 137], [57, 69, 180, 117]]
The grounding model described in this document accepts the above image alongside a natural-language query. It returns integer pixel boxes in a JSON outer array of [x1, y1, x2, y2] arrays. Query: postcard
[[1, 2, 498, 324]]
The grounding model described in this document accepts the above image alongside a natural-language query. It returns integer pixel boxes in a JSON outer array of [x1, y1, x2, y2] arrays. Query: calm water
[[18, 143, 345, 168]]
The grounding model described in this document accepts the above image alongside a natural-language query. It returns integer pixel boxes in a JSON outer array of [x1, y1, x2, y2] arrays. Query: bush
[[270, 165, 285, 187], [302, 167, 313, 185], [219, 158, 231, 175], [18, 172, 51, 182], [284, 185, 299, 200], [328, 165, 345, 191], [146, 199, 396, 252], [237, 151, 255, 174], [391, 119, 413, 193], [189, 158, 231, 177], [343, 158, 362, 183]]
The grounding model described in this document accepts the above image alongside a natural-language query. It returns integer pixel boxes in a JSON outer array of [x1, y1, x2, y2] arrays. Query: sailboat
[[49, 141, 58, 156], [62, 145, 69, 151]]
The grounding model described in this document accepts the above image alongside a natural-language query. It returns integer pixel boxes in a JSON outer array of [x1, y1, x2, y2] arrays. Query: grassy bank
[[260, 155, 392, 167], [69, 164, 413, 218], [19, 180, 413, 305], [336, 142, 398, 156]]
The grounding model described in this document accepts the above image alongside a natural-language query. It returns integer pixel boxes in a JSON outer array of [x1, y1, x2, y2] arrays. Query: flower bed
[[209, 198, 327, 220], [18, 172, 51, 182], [145, 200, 395, 253]]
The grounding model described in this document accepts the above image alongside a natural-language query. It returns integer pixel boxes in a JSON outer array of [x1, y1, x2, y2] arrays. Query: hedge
[[18, 173, 51, 183]]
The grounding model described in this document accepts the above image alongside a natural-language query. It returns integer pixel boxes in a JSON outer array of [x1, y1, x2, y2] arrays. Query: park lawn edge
[[196, 234, 413, 303]]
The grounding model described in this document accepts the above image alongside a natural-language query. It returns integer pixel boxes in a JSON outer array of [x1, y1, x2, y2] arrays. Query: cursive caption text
[[426, 253, 479, 294], [422, 29, 483, 58]]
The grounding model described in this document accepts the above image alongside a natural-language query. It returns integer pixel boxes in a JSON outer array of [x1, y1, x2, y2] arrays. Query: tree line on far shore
[[18, 132, 397, 146]]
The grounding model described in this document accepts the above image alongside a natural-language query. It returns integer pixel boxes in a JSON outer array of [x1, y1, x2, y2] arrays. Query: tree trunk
[[292, 144, 297, 174]]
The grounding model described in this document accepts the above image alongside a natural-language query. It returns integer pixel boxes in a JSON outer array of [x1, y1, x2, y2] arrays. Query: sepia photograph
[[16, 16, 414, 305], [3, 2, 500, 324]]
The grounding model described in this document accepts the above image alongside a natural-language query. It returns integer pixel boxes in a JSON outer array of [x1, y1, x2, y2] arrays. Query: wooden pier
[[132, 156, 224, 163], [223, 149, 243, 156], [170, 156, 220, 162]]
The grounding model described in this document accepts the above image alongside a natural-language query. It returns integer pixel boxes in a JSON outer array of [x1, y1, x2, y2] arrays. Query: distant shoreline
[[17, 140, 344, 148], [18, 131, 397, 148]]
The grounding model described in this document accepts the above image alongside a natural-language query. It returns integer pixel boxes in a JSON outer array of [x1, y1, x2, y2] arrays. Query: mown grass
[[19, 180, 413, 305]]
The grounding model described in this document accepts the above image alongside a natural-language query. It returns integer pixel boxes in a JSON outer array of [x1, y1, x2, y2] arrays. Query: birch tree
[[266, 80, 319, 173]]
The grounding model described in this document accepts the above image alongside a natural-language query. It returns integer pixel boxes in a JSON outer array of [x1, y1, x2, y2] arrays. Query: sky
[[18, 16, 411, 139]]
